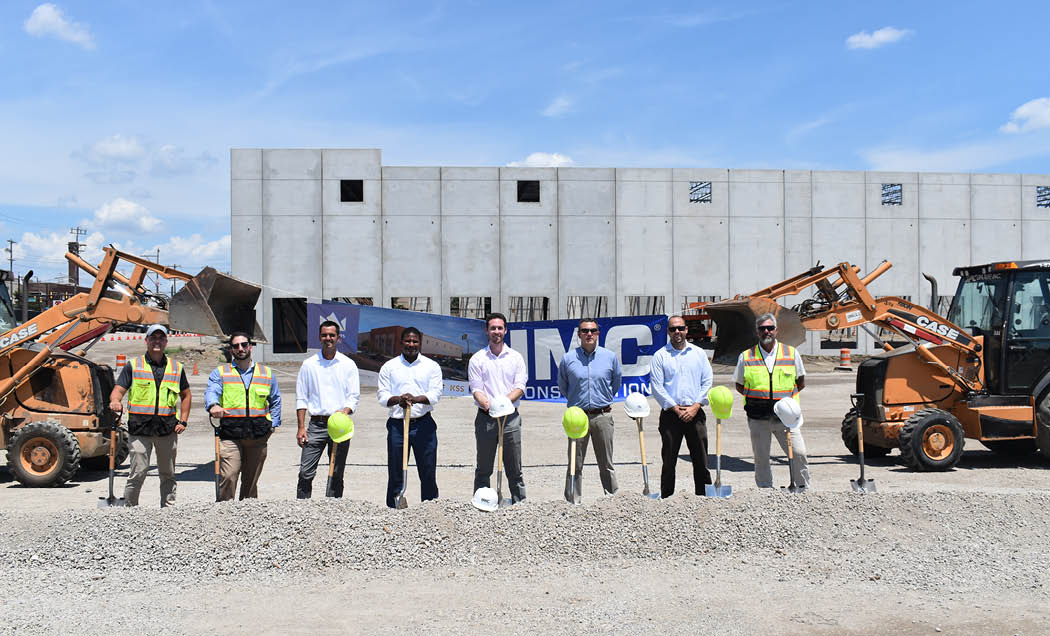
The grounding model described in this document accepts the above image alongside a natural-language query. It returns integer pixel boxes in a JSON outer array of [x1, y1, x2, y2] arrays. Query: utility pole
[[5, 239, 15, 306], [142, 249, 161, 294], [68, 226, 87, 287], [170, 264, 179, 297]]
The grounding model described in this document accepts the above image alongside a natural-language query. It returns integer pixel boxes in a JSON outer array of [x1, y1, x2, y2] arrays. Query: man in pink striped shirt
[[468, 312, 528, 503]]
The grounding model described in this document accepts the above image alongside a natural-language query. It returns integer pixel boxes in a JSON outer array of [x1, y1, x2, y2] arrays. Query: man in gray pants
[[468, 312, 528, 502]]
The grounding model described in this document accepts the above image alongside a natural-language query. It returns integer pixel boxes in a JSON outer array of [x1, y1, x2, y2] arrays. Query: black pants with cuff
[[658, 407, 711, 497]]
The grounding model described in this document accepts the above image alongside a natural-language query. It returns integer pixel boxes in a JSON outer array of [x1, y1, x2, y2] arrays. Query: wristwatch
[[178, 420, 188, 428]]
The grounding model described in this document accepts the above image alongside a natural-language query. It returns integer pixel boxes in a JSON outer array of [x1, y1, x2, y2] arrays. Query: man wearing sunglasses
[[205, 332, 282, 501], [650, 315, 713, 497], [734, 313, 809, 488], [558, 318, 622, 501]]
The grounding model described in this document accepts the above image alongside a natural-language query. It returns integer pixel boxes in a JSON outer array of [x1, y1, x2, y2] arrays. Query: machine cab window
[[947, 274, 1007, 337]]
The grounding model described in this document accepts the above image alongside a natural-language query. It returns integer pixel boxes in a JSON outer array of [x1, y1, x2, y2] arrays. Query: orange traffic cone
[[193, 362, 199, 376], [835, 348, 853, 371]]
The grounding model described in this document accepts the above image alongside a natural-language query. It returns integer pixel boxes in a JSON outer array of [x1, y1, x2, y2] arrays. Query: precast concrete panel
[[500, 167, 556, 216], [617, 180, 671, 216], [441, 215, 499, 304], [672, 168, 728, 218], [231, 179, 261, 216], [1021, 220, 1050, 259], [729, 170, 783, 218], [864, 219, 919, 299], [615, 217, 673, 310], [559, 216, 615, 308], [919, 173, 970, 219], [972, 174, 1021, 219], [918, 220, 971, 288], [231, 215, 263, 285], [1021, 174, 1050, 219], [263, 180, 321, 216], [672, 217, 729, 298], [785, 171, 811, 218], [321, 216, 382, 299], [970, 220, 1021, 265], [812, 218, 865, 273], [441, 167, 499, 215], [231, 149, 262, 179], [321, 149, 381, 180], [558, 179, 614, 216], [321, 179, 381, 215], [729, 217, 785, 294], [262, 216, 322, 298], [560, 168, 615, 181], [382, 168, 440, 215], [865, 172, 918, 220], [782, 217, 814, 311], [262, 149, 320, 179], [500, 216, 557, 303], [381, 215, 441, 304], [812, 171, 864, 218]]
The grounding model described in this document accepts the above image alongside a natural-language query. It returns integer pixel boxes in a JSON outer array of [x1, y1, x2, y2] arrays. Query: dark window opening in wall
[[340, 179, 364, 203], [391, 296, 432, 312], [508, 296, 549, 322], [689, 181, 712, 203], [272, 298, 307, 353], [329, 297, 373, 306], [881, 183, 903, 206], [682, 295, 721, 347], [821, 327, 858, 350], [1037, 185, 1050, 209], [450, 296, 491, 319], [625, 295, 665, 316], [566, 295, 608, 319], [517, 180, 540, 203]]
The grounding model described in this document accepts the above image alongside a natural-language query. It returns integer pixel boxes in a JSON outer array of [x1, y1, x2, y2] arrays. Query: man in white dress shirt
[[468, 312, 528, 503], [377, 326, 444, 508], [295, 320, 361, 499]]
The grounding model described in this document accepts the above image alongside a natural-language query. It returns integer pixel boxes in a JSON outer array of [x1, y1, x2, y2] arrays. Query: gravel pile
[[2, 490, 1048, 595]]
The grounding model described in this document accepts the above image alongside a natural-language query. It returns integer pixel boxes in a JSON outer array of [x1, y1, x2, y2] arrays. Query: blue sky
[[2, 1, 1049, 282]]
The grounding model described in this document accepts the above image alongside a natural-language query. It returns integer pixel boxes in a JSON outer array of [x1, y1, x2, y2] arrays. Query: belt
[[309, 415, 333, 422], [583, 406, 611, 416]]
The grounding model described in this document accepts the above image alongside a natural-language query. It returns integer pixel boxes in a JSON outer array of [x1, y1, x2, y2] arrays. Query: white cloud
[[507, 152, 575, 168], [152, 234, 231, 266], [91, 134, 146, 161], [861, 134, 1050, 172], [846, 26, 913, 50], [785, 117, 832, 143], [150, 145, 218, 177], [1001, 97, 1050, 134], [86, 198, 163, 233], [542, 95, 574, 118], [23, 3, 95, 50]]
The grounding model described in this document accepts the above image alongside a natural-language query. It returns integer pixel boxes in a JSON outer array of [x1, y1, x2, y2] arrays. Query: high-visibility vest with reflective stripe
[[218, 363, 273, 420], [741, 343, 800, 405], [127, 356, 183, 417]]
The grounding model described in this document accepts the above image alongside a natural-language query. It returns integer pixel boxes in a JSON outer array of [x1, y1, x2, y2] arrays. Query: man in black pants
[[650, 315, 714, 497]]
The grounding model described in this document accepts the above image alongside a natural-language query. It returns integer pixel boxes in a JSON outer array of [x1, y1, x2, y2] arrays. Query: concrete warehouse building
[[230, 148, 1050, 362]]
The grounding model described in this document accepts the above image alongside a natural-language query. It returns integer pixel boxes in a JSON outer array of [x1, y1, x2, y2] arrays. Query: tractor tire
[[80, 428, 130, 471], [840, 409, 891, 457], [982, 439, 1039, 456], [1036, 390, 1050, 461], [8, 421, 82, 487], [898, 408, 965, 471]]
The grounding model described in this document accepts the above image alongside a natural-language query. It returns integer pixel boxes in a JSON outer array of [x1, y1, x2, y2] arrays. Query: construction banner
[[507, 315, 668, 402]]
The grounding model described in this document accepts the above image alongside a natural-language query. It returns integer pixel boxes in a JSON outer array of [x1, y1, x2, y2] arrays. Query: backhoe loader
[[0, 247, 264, 487], [705, 260, 1050, 471]]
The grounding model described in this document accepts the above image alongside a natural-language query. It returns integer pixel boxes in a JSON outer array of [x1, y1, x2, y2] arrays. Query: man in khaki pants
[[205, 332, 282, 501]]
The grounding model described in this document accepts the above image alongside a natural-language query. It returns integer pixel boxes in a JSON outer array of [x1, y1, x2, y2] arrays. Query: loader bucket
[[706, 298, 805, 364], [169, 267, 266, 342]]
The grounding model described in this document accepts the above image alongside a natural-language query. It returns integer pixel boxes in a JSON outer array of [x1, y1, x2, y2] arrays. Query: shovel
[[326, 440, 339, 497], [633, 416, 660, 499], [495, 415, 513, 508], [568, 438, 580, 505], [97, 425, 125, 508], [782, 429, 805, 494], [395, 408, 410, 510], [705, 418, 732, 498], [210, 416, 222, 502], [850, 416, 877, 493]]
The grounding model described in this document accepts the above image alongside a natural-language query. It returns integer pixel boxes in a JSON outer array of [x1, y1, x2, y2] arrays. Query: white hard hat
[[471, 487, 498, 512], [488, 395, 515, 419], [773, 398, 803, 430], [623, 392, 651, 418]]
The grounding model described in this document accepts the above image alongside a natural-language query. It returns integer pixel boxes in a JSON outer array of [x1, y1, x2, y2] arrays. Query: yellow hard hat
[[708, 385, 734, 420], [562, 406, 589, 439], [327, 412, 354, 443]]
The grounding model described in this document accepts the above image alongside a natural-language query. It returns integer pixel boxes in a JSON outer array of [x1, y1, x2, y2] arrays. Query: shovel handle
[[716, 418, 722, 457], [636, 417, 647, 468], [328, 441, 338, 478], [569, 438, 576, 476], [786, 429, 794, 461], [402, 409, 411, 471], [856, 416, 865, 454], [109, 427, 118, 472], [497, 416, 505, 473]]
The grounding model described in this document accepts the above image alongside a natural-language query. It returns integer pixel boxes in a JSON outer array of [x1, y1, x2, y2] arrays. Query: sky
[[2, 1, 1049, 283]]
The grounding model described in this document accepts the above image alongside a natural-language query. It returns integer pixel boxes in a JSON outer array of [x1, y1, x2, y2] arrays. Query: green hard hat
[[708, 385, 734, 420], [562, 406, 589, 439], [327, 412, 354, 443]]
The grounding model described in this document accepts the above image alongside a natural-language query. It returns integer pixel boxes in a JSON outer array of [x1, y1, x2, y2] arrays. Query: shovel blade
[[97, 496, 125, 508], [705, 484, 733, 498], [850, 478, 877, 493], [499, 498, 513, 508], [785, 485, 806, 494], [169, 267, 266, 342]]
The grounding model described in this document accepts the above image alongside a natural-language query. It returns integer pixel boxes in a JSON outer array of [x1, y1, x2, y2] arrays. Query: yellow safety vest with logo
[[127, 356, 183, 417], [218, 363, 273, 420], [741, 343, 800, 416]]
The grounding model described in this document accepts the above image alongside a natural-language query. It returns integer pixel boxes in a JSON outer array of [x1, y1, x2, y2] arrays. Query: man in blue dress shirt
[[650, 315, 713, 497], [558, 318, 622, 502]]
